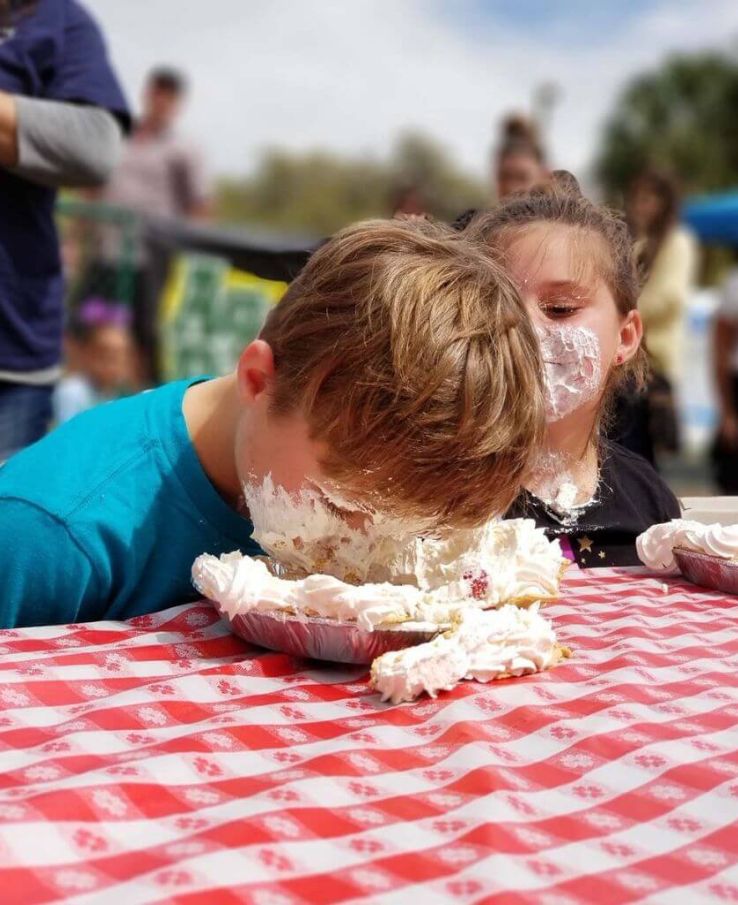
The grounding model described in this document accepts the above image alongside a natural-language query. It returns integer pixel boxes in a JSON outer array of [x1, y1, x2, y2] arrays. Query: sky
[[89, 0, 738, 184]]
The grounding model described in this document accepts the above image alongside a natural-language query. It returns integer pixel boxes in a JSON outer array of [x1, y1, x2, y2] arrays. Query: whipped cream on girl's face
[[537, 325, 602, 423]]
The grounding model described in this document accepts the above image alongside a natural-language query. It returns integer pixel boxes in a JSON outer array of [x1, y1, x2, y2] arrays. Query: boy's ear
[[616, 310, 643, 364], [237, 340, 275, 403]]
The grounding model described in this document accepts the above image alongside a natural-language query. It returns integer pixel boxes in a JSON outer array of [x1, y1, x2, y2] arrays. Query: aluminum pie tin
[[224, 609, 440, 665], [674, 547, 738, 596]]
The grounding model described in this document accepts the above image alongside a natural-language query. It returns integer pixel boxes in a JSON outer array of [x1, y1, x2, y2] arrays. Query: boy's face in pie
[[234, 339, 368, 526]]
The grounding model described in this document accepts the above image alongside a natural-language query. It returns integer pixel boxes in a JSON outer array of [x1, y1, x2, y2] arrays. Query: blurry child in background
[[54, 300, 135, 424], [391, 183, 427, 218]]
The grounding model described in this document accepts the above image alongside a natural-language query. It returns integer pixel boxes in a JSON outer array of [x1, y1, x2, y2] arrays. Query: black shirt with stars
[[506, 440, 681, 568]]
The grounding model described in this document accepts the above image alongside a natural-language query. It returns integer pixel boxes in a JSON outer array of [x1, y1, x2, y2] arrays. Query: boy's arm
[[0, 500, 102, 629]]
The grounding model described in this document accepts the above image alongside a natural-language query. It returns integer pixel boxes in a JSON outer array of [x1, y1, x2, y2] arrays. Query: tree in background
[[596, 51, 738, 200], [216, 131, 485, 236]]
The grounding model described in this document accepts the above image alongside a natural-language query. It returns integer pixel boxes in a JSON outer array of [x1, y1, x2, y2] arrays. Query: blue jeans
[[0, 381, 53, 461]]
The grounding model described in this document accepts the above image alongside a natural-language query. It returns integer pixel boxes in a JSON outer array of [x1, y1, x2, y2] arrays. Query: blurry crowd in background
[[4, 0, 738, 497]]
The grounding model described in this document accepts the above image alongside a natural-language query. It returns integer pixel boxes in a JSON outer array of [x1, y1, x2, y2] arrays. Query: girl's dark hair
[[466, 170, 648, 394], [67, 299, 131, 343], [627, 168, 681, 277], [497, 114, 545, 165]]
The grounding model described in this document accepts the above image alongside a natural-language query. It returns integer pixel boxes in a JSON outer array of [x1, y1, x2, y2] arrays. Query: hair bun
[[549, 170, 582, 196], [528, 169, 582, 200], [501, 114, 539, 144]]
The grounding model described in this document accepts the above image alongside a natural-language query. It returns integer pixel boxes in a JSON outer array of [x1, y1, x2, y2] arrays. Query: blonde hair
[[260, 218, 545, 527]]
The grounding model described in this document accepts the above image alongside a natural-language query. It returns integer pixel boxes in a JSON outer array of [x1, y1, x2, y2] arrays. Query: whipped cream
[[528, 449, 598, 526], [402, 519, 566, 599], [242, 475, 425, 584], [242, 473, 566, 593], [538, 325, 601, 423], [193, 552, 422, 631], [637, 519, 738, 572], [192, 519, 567, 629], [370, 604, 565, 704]]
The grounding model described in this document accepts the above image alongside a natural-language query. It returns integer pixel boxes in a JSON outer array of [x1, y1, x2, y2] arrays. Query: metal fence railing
[[57, 196, 140, 310]]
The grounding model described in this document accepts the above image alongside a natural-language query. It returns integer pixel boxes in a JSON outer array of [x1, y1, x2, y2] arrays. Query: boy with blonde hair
[[0, 219, 544, 628]]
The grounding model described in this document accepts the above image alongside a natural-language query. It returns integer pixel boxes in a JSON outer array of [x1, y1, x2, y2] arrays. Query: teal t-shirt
[[0, 378, 261, 628]]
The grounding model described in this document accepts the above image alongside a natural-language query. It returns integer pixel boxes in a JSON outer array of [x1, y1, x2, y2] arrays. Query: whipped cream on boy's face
[[194, 517, 567, 619], [241, 473, 424, 583]]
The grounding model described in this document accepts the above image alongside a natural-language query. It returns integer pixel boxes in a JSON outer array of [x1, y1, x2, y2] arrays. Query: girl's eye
[[540, 304, 580, 319]]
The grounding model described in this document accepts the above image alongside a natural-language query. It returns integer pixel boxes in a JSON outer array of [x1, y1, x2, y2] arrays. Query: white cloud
[[90, 0, 738, 185]]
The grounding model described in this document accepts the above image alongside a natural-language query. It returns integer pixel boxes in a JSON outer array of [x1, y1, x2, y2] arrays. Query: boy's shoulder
[[0, 379, 194, 523]]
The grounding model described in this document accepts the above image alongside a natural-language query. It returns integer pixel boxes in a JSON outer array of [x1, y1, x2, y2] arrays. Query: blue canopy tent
[[683, 191, 738, 244]]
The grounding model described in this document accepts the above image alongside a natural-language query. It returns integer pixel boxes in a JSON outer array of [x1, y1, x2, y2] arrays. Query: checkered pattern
[[1, 568, 737, 904]]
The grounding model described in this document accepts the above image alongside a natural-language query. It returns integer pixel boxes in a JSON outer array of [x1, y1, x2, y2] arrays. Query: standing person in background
[[391, 183, 427, 218], [612, 169, 698, 463], [0, 0, 129, 461], [453, 114, 550, 231], [712, 257, 738, 493], [98, 67, 212, 385], [494, 114, 550, 201]]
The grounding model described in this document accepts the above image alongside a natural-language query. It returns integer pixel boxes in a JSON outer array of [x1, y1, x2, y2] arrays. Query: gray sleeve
[[10, 96, 123, 188]]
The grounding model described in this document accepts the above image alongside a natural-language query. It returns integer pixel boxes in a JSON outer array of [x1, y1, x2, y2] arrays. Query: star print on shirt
[[578, 536, 593, 553]]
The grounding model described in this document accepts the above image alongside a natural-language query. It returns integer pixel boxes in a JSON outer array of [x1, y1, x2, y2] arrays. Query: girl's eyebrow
[[538, 279, 591, 299]]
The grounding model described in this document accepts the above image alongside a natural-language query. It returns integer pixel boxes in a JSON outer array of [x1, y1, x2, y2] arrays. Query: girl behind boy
[[470, 173, 680, 567]]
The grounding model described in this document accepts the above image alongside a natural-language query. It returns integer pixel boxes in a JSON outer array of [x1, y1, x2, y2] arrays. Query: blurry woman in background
[[391, 183, 427, 218], [494, 114, 549, 201], [454, 114, 550, 231], [628, 169, 698, 388], [612, 169, 698, 462]]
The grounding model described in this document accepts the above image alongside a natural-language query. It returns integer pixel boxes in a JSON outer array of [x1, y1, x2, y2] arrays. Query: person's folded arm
[[0, 91, 123, 188]]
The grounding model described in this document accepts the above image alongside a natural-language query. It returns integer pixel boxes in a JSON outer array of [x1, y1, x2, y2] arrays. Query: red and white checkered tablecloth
[[1, 567, 737, 905]]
